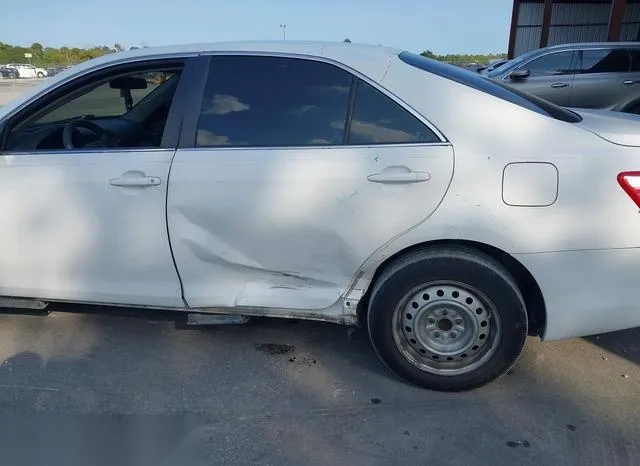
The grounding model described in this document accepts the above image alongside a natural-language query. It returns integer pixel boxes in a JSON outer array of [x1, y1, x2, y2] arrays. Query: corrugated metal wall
[[511, 0, 640, 57], [548, 2, 610, 44], [513, 0, 640, 56], [621, 2, 640, 40], [514, 2, 544, 56]]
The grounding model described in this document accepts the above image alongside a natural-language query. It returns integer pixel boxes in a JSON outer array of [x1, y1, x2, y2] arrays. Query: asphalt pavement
[[0, 77, 43, 106], [0, 308, 636, 466]]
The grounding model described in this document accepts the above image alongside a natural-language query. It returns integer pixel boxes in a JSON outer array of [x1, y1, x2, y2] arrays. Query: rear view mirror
[[509, 69, 530, 80], [109, 76, 148, 90]]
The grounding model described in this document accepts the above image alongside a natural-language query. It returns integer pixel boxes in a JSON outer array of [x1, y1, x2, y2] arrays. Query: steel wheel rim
[[392, 281, 502, 376]]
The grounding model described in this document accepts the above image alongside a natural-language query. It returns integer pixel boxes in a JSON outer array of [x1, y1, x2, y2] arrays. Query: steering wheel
[[62, 119, 117, 150]]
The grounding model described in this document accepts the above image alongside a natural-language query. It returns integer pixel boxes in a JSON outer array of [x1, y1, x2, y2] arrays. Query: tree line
[[1, 41, 507, 68], [0, 42, 134, 67]]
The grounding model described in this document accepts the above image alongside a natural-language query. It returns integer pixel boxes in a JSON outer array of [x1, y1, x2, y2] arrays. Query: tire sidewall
[[368, 253, 527, 391]]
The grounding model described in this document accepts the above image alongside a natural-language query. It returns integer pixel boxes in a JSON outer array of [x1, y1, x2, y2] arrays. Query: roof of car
[[98, 40, 404, 63], [542, 41, 640, 51]]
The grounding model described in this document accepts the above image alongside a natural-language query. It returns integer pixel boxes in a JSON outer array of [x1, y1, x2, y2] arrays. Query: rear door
[[568, 48, 635, 110], [505, 50, 577, 106], [167, 54, 454, 310]]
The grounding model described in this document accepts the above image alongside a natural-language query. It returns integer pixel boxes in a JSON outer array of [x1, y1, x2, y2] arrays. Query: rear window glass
[[398, 51, 582, 124]]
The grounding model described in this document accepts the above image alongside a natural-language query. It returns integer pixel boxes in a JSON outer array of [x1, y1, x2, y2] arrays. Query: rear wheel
[[367, 246, 528, 391], [37, 72, 44, 78]]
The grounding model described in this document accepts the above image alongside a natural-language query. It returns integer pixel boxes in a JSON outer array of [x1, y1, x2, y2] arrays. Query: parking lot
[[0, 78, 639, 466], [0, 78, 42, 107]]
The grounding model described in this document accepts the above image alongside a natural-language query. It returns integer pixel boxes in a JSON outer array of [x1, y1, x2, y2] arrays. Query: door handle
[[367, 171, 430, 184], [109, 176, 161, 187], [623, 80, 640, 85], [550, 82, 569, 88]]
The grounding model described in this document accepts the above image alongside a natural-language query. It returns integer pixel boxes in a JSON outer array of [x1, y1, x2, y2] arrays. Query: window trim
[[178, 51, 448, 150]]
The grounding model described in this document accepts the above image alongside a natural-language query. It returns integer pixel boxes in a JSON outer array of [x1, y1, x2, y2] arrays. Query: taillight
[[618, 171, 640, 208]]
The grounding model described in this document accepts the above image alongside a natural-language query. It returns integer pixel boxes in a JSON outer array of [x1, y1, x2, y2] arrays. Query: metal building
[[508, 0, 640, 58]]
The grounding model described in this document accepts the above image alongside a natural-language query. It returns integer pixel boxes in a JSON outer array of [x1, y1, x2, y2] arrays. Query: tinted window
[[522, 51, 575, 77], [578, 49, 630, 74], [630, 49, 640, 71], [348, 80, 439, 144], [398, 51, 582, 124], [196, 56, 352, 147]]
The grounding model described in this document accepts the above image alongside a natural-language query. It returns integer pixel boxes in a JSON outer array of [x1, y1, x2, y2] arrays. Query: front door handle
[[367, 171, 430, 184], [550, 82, 569, 88], [109, 176, 161, 187], [623, 80, 640, 86]]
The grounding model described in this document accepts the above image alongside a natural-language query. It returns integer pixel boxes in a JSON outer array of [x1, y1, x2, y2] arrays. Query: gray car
[[483, 42, 640, 113]]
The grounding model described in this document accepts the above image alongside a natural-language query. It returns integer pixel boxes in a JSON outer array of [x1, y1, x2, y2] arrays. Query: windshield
[[398, 51, 582, 124]]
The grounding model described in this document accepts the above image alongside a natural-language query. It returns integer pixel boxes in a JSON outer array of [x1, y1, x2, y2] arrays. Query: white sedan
[[0, 41, 638, 391]]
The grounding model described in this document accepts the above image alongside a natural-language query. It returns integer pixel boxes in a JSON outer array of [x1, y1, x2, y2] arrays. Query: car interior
[[2, 66, 183, 152]]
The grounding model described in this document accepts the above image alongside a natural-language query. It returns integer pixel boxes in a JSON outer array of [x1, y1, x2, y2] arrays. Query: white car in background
[[6, 63, 48, 78], [0, 41, 639, 392]]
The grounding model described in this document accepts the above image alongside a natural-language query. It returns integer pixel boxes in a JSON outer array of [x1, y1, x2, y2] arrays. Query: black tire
[[367, 246, 528, 392], [37, 72, 44, 78]]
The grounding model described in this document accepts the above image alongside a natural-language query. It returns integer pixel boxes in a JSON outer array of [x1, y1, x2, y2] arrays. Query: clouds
[[196, 129, 232, 146], [288, 104, 317, 116], [201, 94, 250, 115], [330, 119, 418, 143]]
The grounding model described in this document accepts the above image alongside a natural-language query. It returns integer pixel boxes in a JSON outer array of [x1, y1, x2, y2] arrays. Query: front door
[[0, 61, 191, 306], [505, 50, 577, 107], [168, 55, 454, 310]]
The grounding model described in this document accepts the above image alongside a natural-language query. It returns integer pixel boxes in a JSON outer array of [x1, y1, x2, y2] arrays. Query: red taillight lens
[[618, 171, 640, 208]]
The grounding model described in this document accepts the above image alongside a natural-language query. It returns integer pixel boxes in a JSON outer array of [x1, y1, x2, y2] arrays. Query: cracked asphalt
[[0, 308, 636, 466]]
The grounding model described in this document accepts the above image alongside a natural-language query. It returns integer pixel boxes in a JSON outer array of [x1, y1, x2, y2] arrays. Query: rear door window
[[578, 49, 631, 74], [348, 80, 439, 144], [196, 56, 353, 147]]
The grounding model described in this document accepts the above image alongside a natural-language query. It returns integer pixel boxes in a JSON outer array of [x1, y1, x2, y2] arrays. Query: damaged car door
[[167, 54, 454, 312]]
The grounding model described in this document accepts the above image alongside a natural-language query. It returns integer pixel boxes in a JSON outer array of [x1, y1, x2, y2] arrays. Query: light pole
[[280, 24, 286, 41]]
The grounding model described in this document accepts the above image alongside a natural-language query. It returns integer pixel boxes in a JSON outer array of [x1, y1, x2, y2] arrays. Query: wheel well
[[356, 240, 546, 338]]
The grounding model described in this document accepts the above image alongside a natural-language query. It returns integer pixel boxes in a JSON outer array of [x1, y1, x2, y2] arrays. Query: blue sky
[[3, 0, 513, 54]]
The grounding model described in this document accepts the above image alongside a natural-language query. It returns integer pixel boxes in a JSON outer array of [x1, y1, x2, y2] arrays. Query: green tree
[[343, 38, 351, 43]]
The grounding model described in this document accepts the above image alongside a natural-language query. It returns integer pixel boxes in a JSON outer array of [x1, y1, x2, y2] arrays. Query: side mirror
[[109, 76, 148, 90], [509, 69, 530, 80]]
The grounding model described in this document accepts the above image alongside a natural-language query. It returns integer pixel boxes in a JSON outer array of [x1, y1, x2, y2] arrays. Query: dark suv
[[482, 42, 640, 113]]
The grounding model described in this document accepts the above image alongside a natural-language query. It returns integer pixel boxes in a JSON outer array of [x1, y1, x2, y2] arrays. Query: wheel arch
[[356, 239, 547, 339]]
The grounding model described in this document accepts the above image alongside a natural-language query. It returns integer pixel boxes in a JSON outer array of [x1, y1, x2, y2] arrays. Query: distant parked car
[[477, 58, 508, 73], [45, 67, 66, 77], [483, 42, 640, 113], [0, 66, 19, 79], [5, 63, 48, 78]]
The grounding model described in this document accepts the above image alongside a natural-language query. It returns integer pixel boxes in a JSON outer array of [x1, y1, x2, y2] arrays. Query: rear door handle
[[367, 171, 430, 184], [550, 82, 569, 88], [109, 176, 161, 187]]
